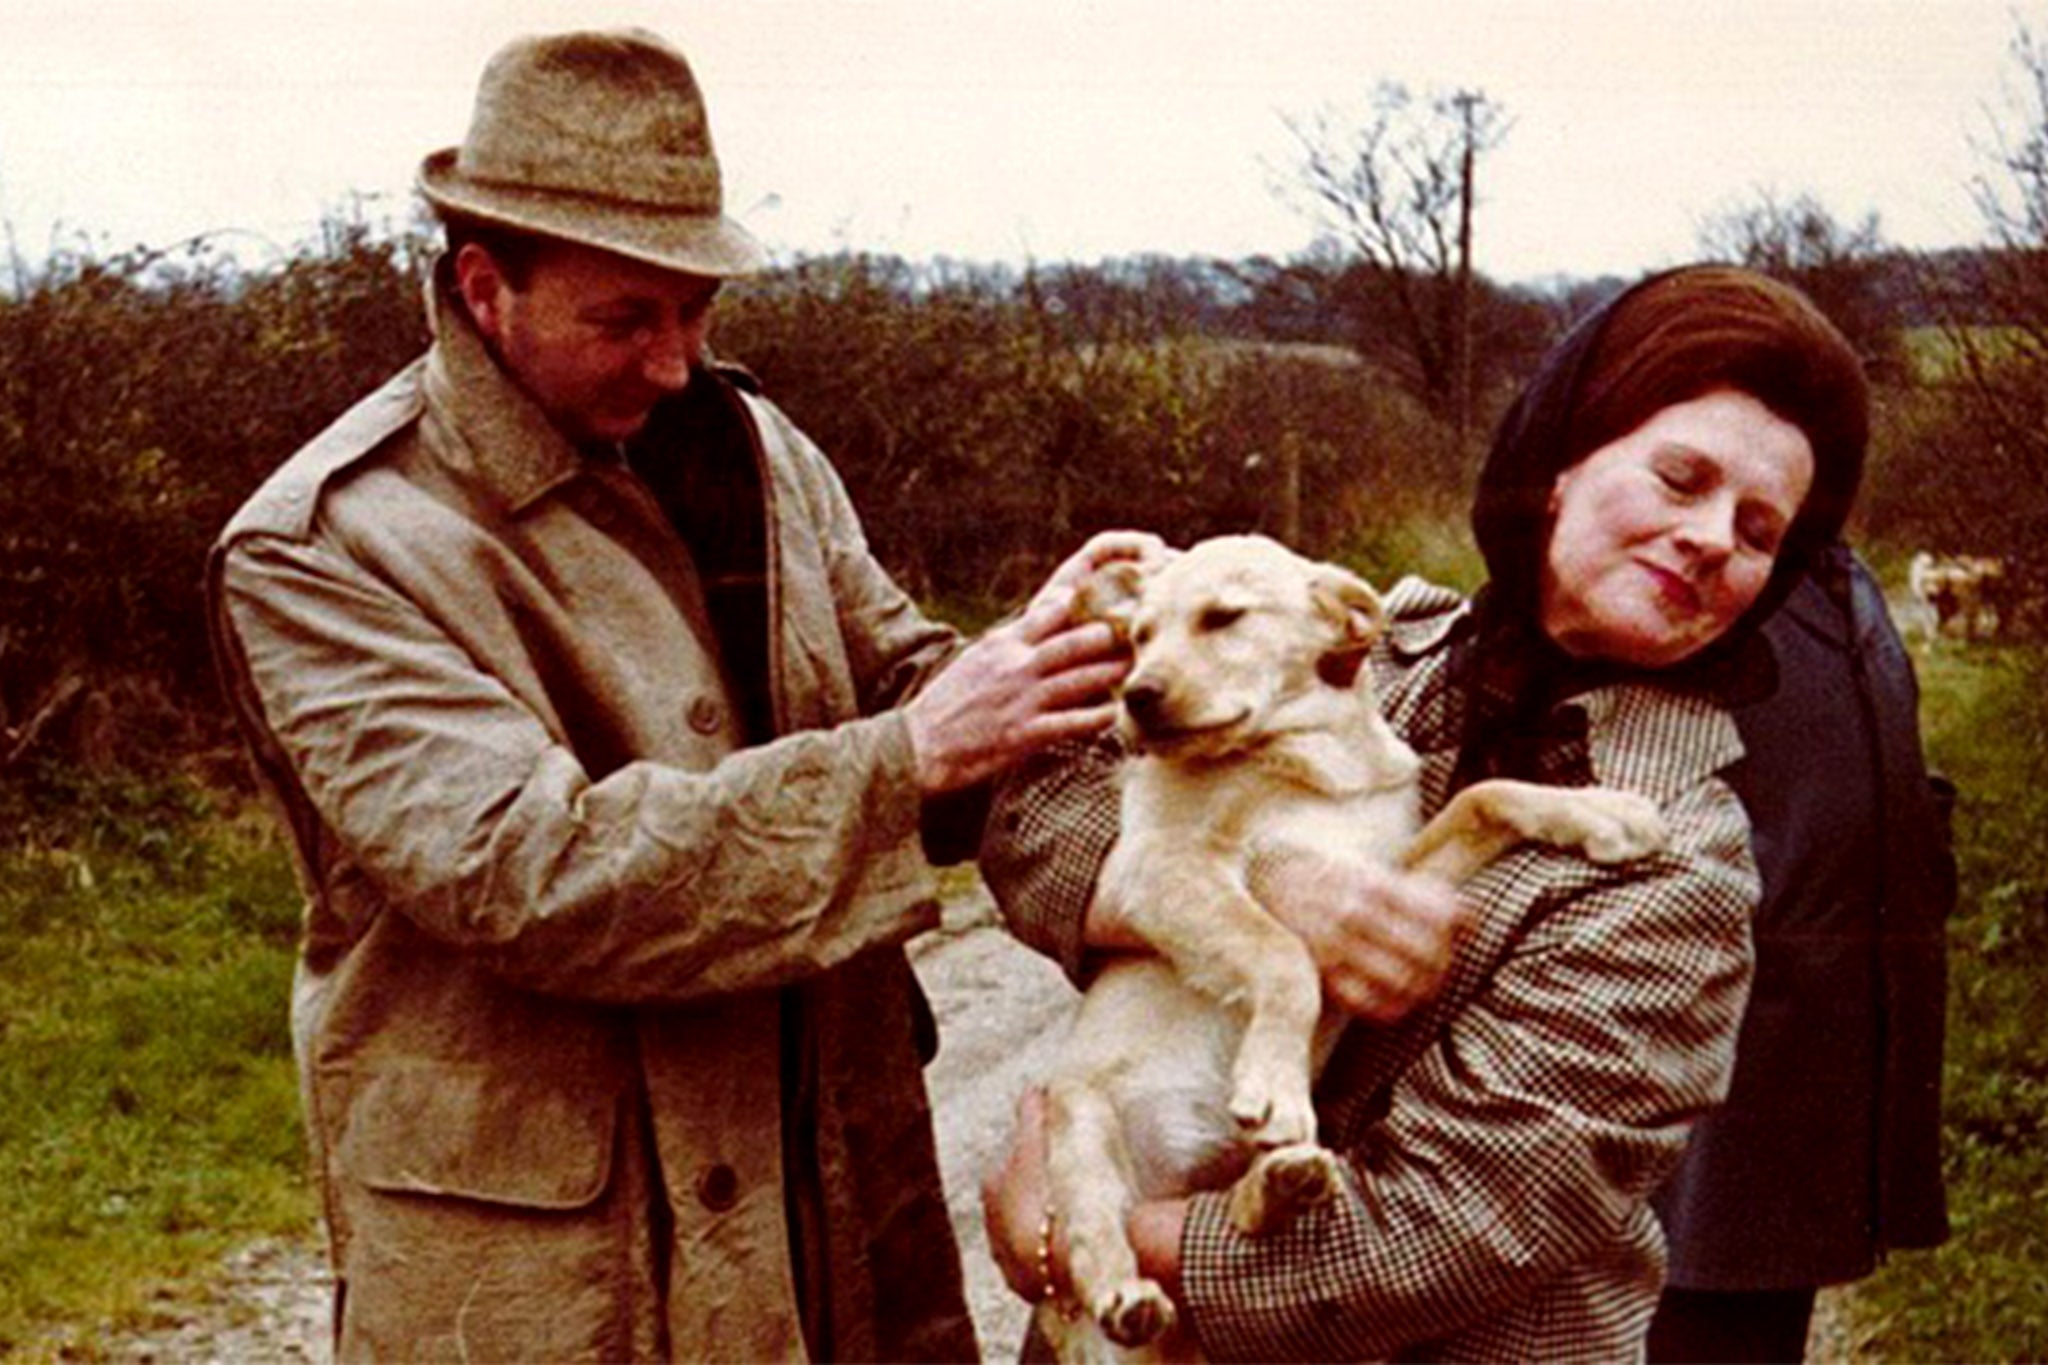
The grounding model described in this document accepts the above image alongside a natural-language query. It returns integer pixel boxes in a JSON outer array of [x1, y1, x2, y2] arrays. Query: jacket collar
[[1380, 576, 1471, 659], [421, 261, 589, 516]]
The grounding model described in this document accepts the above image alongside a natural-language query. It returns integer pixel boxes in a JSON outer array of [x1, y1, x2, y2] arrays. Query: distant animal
[[1035, 534, 1668, 1362], [1909, 551, 2010, 640]]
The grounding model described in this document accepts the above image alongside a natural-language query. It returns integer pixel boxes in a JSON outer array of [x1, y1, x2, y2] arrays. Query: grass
[[1339, 498, 1487, 597], [1901, 323, 2038, 385], [0, 766, 312, 1356], [1844, 635, 2048, 1362]]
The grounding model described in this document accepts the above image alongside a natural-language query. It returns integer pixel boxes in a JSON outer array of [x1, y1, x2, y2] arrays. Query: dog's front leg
[[1124, 852, 1324, 1154], [1402, 779, 1667, 883]]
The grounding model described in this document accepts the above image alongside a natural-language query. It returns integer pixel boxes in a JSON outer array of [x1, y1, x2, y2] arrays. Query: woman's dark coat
[[1653, 544, 1952, 1287]]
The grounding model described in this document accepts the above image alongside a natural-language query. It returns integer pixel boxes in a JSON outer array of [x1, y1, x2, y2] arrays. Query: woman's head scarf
[[1451, 264, 1869, 786]]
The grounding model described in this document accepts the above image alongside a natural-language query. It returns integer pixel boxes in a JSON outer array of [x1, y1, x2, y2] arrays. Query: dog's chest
[[1123, 759, 1420, 862], [1255, 782, 1420, 865]]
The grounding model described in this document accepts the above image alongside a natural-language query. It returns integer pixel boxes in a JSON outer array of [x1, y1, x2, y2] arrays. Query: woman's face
[[1541, 389, 1815, 667]]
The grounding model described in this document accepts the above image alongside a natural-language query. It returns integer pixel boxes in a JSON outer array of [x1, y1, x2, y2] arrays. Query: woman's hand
[[1249, 844, 1469, 1022], [982, 1088, 1061, 1302], [981, 1088, 1188, 1308]]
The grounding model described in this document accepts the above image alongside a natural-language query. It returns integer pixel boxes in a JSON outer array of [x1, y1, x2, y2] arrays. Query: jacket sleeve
[[214, 529, 941, 1005], [752, 395, 994, 862], [978, 736, 1127, 983], [1176, 775, 1758, 1361]]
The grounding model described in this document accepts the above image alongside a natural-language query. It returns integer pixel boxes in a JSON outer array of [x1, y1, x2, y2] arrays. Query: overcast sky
[[0, 0, 2034, 284]]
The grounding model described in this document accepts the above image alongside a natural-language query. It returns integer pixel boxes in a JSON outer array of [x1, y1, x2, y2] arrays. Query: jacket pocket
[[328, 1062, 620, 1209]]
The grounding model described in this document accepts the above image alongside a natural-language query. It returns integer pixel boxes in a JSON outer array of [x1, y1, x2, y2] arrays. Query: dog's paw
[[1570, 790, 1667, 864], [1264, 1142, 1341, 1210], [1228, 1143, 1340, 1235], [1228, 1079, 1316, 1151], [1096, 1278, 1176, 1348]]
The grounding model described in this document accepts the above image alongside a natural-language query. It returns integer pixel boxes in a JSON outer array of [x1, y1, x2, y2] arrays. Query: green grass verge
[[0, 768, 312, 1355], [1901, 323, 2036, 385], [1849, 639, 2048, 1361]]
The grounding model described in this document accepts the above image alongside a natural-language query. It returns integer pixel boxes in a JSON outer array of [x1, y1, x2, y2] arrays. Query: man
[[208, 29, 1141, 1361]]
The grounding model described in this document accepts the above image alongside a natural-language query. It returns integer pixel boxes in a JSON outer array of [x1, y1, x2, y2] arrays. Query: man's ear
[[1075, 558, 1149, 644], [1310, 565, 1385, 688], [453, 242, 509, 340]]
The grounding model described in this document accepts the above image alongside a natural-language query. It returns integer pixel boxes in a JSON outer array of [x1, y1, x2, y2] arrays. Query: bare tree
[[1973, 18, 2048, 250], [1696, 190, 1905, 379], [1917, 13, 2048, 616], [1280, 82, 1510, 449]]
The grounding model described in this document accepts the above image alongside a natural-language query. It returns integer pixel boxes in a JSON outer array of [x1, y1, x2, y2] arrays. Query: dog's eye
[[1198, 606, 1245, 632], [1133, 622, 1156, 646]]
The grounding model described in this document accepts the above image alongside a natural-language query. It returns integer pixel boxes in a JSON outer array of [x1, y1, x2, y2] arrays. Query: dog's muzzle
[[1119, 680, 1247, 754], [1120, 679, 1171, 736]]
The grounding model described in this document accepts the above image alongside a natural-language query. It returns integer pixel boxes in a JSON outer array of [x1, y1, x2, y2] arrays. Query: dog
[[1909, 551, 2010, 640], [1034, 534, 1668, 1362]]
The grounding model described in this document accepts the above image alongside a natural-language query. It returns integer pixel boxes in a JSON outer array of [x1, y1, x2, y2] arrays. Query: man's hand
[[1248, 844, 1468, 1023], [906, 531, 1164, 795]]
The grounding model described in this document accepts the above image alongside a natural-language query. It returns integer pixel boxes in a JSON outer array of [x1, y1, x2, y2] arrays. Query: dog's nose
[[1121, 680, 1168, 732]]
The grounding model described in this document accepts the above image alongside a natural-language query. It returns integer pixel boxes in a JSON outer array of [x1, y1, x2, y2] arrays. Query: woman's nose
[[1675, 502, 1736, 564]]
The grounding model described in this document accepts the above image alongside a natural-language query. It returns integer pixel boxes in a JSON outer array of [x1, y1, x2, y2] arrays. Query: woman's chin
[[1552, 613, 1709, 669]]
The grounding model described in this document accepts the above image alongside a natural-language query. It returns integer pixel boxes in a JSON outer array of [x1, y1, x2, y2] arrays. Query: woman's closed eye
[[1653, 452, 1710, 497], [1736, 505, 1788, 555]]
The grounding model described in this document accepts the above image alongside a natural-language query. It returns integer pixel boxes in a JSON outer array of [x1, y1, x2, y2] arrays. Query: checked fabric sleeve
[[979, 735, 1128, 985]]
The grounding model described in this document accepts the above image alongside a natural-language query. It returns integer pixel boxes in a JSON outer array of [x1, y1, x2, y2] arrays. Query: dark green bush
[[5, 209, 2044, 784], [0, 220, 430, 768]]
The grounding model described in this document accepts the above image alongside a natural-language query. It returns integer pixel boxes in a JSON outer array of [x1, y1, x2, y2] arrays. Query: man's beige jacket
[[209, 279, 978, 1361]]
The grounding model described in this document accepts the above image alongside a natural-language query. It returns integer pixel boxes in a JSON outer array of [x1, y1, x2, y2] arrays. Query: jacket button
[[687, 696, 724, 735], [696, 1162, 739, 1212]]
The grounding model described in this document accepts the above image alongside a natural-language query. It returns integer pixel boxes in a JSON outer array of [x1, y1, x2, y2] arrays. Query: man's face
[[456, 239, 721, 446]]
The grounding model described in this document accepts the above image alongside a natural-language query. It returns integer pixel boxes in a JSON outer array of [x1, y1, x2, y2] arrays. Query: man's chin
[[578, 411, 655, 446]]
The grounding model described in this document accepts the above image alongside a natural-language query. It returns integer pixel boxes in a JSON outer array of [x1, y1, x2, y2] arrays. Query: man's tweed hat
[[418, 28, 765, 278]]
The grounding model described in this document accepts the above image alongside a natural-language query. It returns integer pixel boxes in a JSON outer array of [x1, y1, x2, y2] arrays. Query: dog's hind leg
[[1044, 1077, 1176, 1350]]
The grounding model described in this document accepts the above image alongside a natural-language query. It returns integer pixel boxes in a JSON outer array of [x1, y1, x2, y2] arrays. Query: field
[[1854, 636, 2048, 1362]]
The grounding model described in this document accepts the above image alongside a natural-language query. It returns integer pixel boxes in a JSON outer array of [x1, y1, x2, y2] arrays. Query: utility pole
[[1452, 89, 1478, 457]]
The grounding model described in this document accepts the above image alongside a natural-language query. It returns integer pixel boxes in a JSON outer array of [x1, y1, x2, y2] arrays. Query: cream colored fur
[[1036, 535, 1667, 1362]]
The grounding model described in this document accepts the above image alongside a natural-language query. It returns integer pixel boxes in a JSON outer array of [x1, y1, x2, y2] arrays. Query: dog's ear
[[1310, 565, 1385, 688], [1075, 558, 1151, 643]]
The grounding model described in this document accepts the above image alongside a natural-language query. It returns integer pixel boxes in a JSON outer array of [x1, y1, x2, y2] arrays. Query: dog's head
[[1081, 534, 1386, 761]]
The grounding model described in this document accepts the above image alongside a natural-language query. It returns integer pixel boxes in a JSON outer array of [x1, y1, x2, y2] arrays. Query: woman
[[979, 264, 1869, 1360]]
